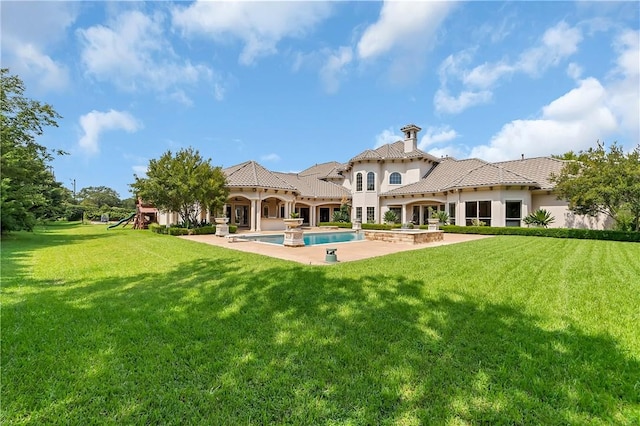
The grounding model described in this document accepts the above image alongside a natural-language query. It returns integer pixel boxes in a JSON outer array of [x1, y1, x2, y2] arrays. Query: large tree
[[552, 142, 640, 231], [130, 147, 229, 226], [77, 186, 122, 208], [1, 68, 65, 232]]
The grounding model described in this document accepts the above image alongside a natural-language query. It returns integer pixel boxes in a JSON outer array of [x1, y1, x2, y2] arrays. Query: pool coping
[[180, 228, 492, 266]]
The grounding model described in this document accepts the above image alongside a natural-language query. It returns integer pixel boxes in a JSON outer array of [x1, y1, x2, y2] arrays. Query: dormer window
[[389, 172, 401, 185]]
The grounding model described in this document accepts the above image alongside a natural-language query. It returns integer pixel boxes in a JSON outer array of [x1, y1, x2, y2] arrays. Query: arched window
[[367, 172, 375, 191], [389, 172, 401, 185], [356, 173, 363, 191]]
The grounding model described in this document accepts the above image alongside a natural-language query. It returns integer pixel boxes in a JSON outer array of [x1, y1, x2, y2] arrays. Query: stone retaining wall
[[363, 230, 444, 244]]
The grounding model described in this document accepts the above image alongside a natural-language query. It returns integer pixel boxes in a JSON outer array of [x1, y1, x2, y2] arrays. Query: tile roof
[[298, 161, 345, 179], [275, 173, 350, 199], [450, 163, 535, 189], [349, 141, 440, 163], [382, 156, 567, 196], [383, 158, 486, 195], [495, 157, 567, 189], [224, 161, 296, 191]]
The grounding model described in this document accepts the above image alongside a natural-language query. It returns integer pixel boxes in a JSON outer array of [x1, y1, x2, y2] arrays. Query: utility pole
[[70, 178, 76, 201]]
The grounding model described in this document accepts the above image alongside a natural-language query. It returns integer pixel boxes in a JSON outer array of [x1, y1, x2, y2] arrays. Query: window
[[448, 202, 456, 225], [505, 201, 522, 227], [356, 207, 362, 220], [389, 172, 401, 185], [367, 172, 375, 191], [356, 173, 363, 191], [465, 200, 492, 226], [263, 206, 269, 218], [280, 205, 285, 218], [366, 206, 375, 223]]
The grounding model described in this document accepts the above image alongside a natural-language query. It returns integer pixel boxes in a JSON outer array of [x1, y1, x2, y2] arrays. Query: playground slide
[[107, 213, 136, 229]]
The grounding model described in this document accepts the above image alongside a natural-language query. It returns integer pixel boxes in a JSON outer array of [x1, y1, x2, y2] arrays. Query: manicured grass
[[2, 223, 639, 425]]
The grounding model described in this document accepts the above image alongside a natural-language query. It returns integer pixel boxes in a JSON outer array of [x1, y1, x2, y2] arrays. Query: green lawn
[[2, 223, 639, 425]]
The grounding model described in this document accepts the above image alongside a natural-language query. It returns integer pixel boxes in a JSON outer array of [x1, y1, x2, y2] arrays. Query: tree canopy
[[1, 68, 67, 232], [130, 148, 229, 226], [77, 186, 122, 208], [552, 142, 640, 231]]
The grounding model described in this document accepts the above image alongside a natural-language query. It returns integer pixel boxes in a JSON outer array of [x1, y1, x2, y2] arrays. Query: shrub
[[523, 209, 555, 228], [151, 224, 237, 236], [318, 222, 353, 228], [361, 223, 401, 230], [383, 210, 398, 224], [434, 211, 449, 224], [441, 225, 640, 242]]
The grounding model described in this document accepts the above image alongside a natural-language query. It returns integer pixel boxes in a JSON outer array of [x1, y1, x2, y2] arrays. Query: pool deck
[[180, 228, 492, 266]]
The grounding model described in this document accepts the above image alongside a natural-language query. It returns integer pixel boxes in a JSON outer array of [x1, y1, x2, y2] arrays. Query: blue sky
[[2, 1, 639, 200]]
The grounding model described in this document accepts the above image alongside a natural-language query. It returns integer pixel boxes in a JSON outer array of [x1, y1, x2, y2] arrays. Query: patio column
[[250, 199, 257, 231], [256, 196, 262, 232], [419, 206, 424, 225], [310, 205, 316, 226]]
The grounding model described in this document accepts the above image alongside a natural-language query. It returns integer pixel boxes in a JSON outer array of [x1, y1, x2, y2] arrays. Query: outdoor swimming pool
[[240, 231, 364, 246]]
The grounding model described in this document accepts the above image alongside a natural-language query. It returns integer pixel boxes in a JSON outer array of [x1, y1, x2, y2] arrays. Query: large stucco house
[[158, 124, 607, 231]]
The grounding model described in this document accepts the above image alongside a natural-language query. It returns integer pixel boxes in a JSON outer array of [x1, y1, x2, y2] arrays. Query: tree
[[552, 141, 640, 231], [77, 186, 121, 208], [130, 148, 229, 227], [1, 68, 65, 232]]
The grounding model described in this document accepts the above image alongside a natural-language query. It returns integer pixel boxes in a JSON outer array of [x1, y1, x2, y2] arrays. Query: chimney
[[400, 124, 421, 153], [521, 154, 524, 160]]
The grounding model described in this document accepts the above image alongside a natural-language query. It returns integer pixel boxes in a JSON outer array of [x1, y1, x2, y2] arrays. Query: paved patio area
[[181, 228, 492, 266]]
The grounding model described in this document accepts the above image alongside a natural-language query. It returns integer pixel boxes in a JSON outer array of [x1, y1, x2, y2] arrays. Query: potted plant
[[427, 207, 440, 230], [283, 211, 303, 228], [211, 200, 229, 236]]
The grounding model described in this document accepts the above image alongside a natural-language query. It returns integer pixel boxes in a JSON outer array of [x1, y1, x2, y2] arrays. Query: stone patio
[[181, 228, 491, 266]]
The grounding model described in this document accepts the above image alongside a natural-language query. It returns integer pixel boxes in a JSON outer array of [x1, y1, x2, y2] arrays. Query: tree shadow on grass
[[2, 258, 638, 424]]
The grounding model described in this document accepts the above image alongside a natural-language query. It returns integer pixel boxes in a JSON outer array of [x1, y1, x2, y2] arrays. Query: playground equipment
[[133, 199, 158, 229], [107, 213, 136, 229], [106, 199, 158, 230]]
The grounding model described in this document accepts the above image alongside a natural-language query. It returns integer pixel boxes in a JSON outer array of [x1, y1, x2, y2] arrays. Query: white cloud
[[260, 153, 281, 163], [374, 127, 403, 148], [428, 146, 466, 160], [516, 21, 583, 76], [436, 21, 584, 114], [434, 89, 492, 114], [418, 126, 459, 149], [78, 110, 142, 155], [319, 46, 353, 94], [9, 44, 70, 92], [172, 1, 332, 65], [606, 29, 640, 148], [471, 78, 617, 162], [357, 2, 454, 60], [78, 10, 215, 97], [132, 165, 148, 177], [463, 62, 514, 89], [566, 62, 583, 80], [470, 28, 639, 162], [0, 2, 77, 92]]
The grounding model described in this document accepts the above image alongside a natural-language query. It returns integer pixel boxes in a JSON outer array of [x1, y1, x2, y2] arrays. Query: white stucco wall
[[532, 193, 611, 229]]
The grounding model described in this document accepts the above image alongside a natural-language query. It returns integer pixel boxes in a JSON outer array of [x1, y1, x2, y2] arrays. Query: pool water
[[241, 231, 364, 246]]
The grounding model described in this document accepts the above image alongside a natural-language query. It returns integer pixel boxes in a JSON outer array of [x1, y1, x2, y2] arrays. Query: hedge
[[148, 224, 237, 236], [440, 225, 640, 243], [317, 222, 353, 228], [361, 223, 402, 231], [82, 206, 135, 222]]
